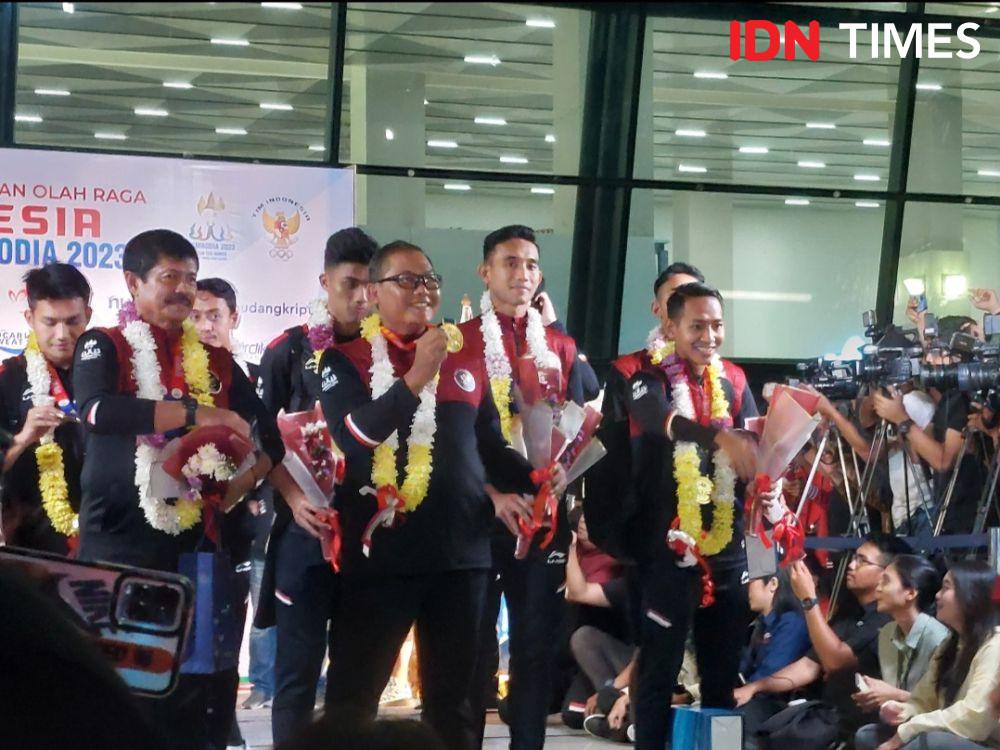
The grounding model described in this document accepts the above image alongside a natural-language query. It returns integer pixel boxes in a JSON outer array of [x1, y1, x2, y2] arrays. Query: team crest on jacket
[[454, 368, 475, 393], [321, 366, 338, 392]]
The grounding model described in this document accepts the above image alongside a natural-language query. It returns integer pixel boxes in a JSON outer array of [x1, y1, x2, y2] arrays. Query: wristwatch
[[181, 396, 198, 430], [897, 418, 914, 437], [800, 597, 819, 611]]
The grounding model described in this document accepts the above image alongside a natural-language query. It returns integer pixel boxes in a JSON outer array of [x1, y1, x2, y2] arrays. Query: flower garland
[[361, 313, 439, 512], [480, 291, 561, 443], [664, 352, 737, 556], [120, 302, 214, 535], [646, 325, 675, 365], [305, 297, 335, 371], [24, 333, 77, 537]]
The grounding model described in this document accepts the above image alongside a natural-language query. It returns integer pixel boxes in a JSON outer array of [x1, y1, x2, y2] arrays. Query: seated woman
[[857, 560, 1000, 750], [740, 568, 812, 685], [854, 554, 949, 748]]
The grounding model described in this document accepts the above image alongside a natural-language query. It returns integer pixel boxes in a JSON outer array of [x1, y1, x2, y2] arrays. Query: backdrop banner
[[0, 147, 355, 361]]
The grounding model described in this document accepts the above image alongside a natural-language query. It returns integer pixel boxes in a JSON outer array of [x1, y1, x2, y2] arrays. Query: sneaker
[[627, 723, 635, 743], [583, 713, 610, 739], [241, 689, 272, 710]]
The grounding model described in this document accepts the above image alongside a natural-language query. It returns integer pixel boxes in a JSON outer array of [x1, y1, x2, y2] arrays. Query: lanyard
[[45, 361, 79, 419], [166, 335, 188, 400]]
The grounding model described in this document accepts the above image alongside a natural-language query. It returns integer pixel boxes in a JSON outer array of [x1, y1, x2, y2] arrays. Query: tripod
[[971, 437, 1000, 537]]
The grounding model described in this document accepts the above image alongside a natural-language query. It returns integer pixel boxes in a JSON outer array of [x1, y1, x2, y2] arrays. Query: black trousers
[[470, 540, 567, 750], [271, 529, 340, 745], [634, 559, 749, 750], [327, 569, 489, 750]]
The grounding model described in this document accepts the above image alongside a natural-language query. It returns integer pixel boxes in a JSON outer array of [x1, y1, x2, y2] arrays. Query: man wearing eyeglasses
[[734, 535, 911, 749], [318, 240, 546, 750]]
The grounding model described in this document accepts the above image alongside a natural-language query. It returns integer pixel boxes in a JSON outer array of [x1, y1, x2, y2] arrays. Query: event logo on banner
[[0, 148, 354, 357]]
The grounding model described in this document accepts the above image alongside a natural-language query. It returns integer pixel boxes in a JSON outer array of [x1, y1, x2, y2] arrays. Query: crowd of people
[[0, 224, 998, 750]]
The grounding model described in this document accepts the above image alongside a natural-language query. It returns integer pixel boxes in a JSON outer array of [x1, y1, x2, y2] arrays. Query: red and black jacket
[[72, 323, 284, 572], [318, 333, 535, 578]]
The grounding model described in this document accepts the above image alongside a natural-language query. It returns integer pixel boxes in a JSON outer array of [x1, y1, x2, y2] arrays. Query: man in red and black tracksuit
[[597, 282, 759, 749], [0, 264, 91, 555], [72, 229, 285, 750], [319, 241, 546, 750], [253, 227, 377, 743], [463, 224, 598, 750]]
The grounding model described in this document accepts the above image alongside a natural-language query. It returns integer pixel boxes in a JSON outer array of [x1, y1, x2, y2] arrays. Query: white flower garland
[[670, 355, 737, 518], [645, 325, 675, 364], [122, 319, 201, 535], [307, 296, 332, 330], [367, 324, 439, 493], [24, 345, 53, 414]]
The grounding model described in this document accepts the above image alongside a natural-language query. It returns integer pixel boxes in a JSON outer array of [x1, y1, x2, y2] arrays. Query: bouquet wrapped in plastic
[[512, 356, 607, 559], [277, 404, 345, 571], [745, 385, 822, 566]]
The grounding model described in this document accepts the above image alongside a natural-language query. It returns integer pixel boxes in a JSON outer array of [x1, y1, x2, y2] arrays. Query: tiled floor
[[236, 705, 615, 749]]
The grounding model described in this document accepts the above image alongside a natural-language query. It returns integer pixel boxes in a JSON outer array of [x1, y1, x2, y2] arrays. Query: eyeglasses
[[374, 272, 443, 291], [850, 553, 885, 569]]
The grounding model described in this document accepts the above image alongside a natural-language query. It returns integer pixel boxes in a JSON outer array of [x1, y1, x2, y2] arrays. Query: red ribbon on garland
[[667, 518, 716, 608]]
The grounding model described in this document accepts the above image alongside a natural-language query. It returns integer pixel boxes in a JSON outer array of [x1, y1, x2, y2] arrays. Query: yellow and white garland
[[480, 291, 561, 443], [124, 316, 214, 534], [24, 333, 77, 537], [645, 325, 675, 365], [361, 314, 439, 512], [667, 352, 737, 557]]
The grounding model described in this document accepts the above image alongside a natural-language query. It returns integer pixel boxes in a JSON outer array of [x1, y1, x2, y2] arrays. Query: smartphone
[[855, 673, 870, 692], [912, 293, 928, 313], [0, 546, 193, 696]]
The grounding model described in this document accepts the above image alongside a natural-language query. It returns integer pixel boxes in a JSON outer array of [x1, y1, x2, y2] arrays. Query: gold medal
[[441, 322, 464, 353]]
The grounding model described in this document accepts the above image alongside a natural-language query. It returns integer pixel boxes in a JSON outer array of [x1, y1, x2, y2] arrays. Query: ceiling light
[[62, 2, 74, 12], [308, 145, 325, 152], [216, 127, 248, 135], [261, 2, 303, 8], [693, 71, 728, 80], [916, 83, 942, 91], [15, 114, 42, 123], [531, 187, 555, 194], [987, 6, 998, 11], [545, 133, 556, 143], [423, 99, 429, 105], [526, 19, 556, 28], [164, 81, 193, 89], [35, 88, 70, 96], [134, 107, 168, 117], [675, 129, 707, 137], [464, 54, 501, 66], [854, 173, 880, 181], [978, 168, 1000, 177], [94, 132, 127, 141], [863, 138, 891, 147], [474, 116, 507, 126], [739, 146, 769, 154], [805, 122, 836, 129], [260, 102, 293, 111], [678, 164, 707, 173], [428, 139, 457, 149], [785, 198, 810, 206], [855, 201, 881, 208], [499, 155, 528, 164], [797, 160, 826, 168], [444, 183, 471, 191], [943, 274, 967, 300], [384, 128, 394, 141], [211, 38, 250, 46]]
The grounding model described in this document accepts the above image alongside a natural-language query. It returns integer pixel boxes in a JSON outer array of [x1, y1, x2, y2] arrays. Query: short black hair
[[653, 262, 704, 297], [370, 240, 431, 280], [864, 533, 913, 567], [23, 263, 92, 310], [324, 227, 378, 269], [196, 278, 237, 312], [122, 229, 199, 280], [665, 282, 724, 321], [483, 224, 538, 261], [939, 315, 977, 343]]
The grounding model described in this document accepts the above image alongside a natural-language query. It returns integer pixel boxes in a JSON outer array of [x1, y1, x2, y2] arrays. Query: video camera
[[919, 331, 1000, 393]]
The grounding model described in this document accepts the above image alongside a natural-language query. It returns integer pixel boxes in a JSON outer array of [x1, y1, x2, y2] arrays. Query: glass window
[[893, 202, 1000, 325], [356, 174, 576, 319], [623, 189, 885, 360], [14, 2, 333, 161], [638, 17, 899, 190], [341, 3, 591, 175], [905, 32, 1000, 196]]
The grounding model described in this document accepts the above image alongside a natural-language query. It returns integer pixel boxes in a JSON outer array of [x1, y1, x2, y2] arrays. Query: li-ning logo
[[729, 20, 981, 61]]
